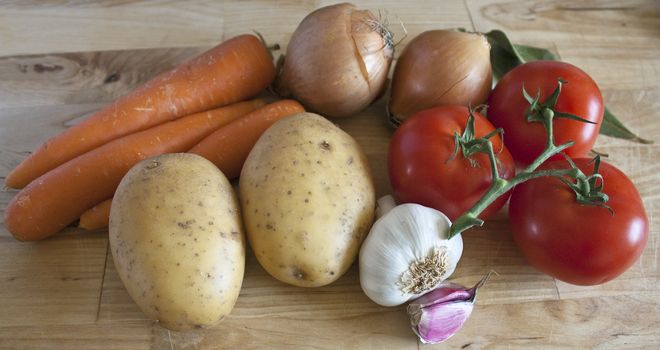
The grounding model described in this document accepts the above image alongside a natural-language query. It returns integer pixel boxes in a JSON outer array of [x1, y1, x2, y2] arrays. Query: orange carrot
[[190, 99, 305, 179], [6, 34, 276, 189], [4, 99, 265, 241], [78, 198, 112, 230], [76, 99, 304, 231]]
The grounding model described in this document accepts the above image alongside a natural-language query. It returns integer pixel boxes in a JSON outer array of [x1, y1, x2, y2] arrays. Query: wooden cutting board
[[1, 1, 658, 349]]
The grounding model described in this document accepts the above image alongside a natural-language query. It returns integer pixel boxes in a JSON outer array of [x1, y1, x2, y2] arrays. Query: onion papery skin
[[388, 30, 492, 126], [277, 3, 394, 118]]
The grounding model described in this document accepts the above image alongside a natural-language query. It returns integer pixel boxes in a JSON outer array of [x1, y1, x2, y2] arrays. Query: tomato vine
[[448, 79, 610, 238]]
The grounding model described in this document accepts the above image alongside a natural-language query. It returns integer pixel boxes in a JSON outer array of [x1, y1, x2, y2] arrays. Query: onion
[[277, 3, 394, 118], [388, 30, 492, 126]]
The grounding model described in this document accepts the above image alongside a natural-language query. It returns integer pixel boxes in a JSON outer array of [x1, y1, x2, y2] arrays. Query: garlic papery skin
[[407, 272, 492, 344], [359, 196, 463, 307]]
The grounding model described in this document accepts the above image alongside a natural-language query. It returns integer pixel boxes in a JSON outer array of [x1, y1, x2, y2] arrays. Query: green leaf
[[485, 29, 653, 144], [485, 29, 557, 83], [600, 106, 653, 144]]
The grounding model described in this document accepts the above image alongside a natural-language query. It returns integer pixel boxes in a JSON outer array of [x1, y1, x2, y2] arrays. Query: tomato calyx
[[555, 155, 613, 215], [522, 78, 596, 126], [448, 107, 504, 169], [522, 78, 597, 157]]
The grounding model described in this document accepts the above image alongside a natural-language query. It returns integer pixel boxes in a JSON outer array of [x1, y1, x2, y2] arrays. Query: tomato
[[487, 61, 604, 165], [388, 105, 515, 222], [509, 158, 648, 285]]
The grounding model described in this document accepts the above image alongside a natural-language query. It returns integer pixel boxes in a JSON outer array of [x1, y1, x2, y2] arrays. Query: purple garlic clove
[[409, 282, 472, 309], [407, 271, 493, 344], [410, 299, 474, 344]]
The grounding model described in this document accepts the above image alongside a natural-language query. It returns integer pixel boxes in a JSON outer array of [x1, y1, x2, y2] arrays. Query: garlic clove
[[407, 272, 493, 344], [408, 282, 471, 309], [411, 300, 474, 344]]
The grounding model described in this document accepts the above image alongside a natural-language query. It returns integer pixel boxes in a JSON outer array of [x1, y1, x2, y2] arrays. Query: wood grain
[[0, 1, 226, 57], [1, 1, 659, 349], [466, 0, 660, 91], [0, 230, 107, 326], [0, 47, 206, 108], [0, 103, 105, 187]]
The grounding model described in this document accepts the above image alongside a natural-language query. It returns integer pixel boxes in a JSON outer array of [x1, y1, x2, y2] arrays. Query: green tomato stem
[[448, 107, 576, 238], [447, 79, 612, 238], [448, 166, 576, 238]]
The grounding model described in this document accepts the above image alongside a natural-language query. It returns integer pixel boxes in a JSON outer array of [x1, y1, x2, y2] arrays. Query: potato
[[240, 112, 375, 287], [109, 153, 245, 331]]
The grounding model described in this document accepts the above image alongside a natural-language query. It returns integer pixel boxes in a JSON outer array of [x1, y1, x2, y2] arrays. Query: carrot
[[189, 99, 305, 179], [76, 99, 304, 231], [5, 34, 276, 189], [78, 198, 112, 230], [4, 99, 265, 241]]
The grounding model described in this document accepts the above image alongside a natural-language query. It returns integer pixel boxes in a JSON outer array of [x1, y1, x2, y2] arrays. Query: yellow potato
[[240, 113, 375, 287], [109, 153, 244, 331]]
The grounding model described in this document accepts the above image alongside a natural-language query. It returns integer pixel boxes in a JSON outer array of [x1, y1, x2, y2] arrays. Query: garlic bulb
[[359, 196, 463, 306]]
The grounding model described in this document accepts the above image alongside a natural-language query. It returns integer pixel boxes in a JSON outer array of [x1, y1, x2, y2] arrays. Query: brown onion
[[388, 30, 492, 126], [277, 3, 394, 118]]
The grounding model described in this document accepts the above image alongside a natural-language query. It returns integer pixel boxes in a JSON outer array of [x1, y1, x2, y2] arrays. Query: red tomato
[[389, 105, 515, 222], [487, 61, 604, 165], [509, 158, 648, 285]]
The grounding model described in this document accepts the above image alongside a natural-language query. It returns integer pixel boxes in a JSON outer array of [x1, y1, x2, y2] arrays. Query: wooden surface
[[1, 1, 659, 349]]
